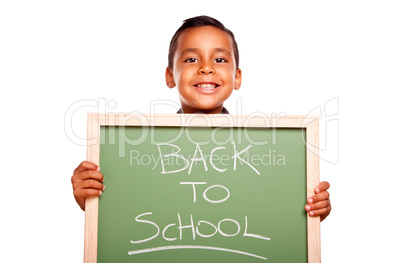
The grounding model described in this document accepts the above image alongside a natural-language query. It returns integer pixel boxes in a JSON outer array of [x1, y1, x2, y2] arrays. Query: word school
[[130, 212, 271, 244]]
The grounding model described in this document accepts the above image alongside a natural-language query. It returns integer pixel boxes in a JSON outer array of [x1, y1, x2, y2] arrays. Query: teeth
[[197, 84, 217, 89]]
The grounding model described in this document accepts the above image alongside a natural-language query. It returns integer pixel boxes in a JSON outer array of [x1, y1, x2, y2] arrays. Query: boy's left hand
[[305, 181, 331, 222]]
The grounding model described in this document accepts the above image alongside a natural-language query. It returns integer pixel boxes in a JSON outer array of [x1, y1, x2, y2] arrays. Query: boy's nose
[[198, 63, 215, 75]]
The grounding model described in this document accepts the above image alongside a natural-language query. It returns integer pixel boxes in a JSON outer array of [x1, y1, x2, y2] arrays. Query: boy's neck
[[180, 105, 227, 114]]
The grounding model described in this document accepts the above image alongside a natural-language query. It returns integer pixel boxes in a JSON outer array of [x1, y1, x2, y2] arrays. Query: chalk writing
[[127, 140, 276, 261], [157, 141, 260, 175]]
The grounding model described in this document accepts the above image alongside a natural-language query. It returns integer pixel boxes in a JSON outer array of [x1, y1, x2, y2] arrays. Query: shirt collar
[[176, 107, 230, 114]]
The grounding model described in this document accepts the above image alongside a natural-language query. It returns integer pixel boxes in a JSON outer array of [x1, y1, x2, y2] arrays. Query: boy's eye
[[214, 58, 227, 63], [185, 58, 198, 63]]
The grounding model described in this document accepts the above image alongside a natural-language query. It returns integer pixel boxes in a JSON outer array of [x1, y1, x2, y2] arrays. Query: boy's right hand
[[71, 161, 104, 211]]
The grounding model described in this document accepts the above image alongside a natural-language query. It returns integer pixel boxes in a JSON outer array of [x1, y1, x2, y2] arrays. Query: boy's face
[[166, 26, 242, 114]]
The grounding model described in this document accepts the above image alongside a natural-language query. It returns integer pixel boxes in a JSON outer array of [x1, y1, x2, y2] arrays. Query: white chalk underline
[[127, 245, 267, 260]]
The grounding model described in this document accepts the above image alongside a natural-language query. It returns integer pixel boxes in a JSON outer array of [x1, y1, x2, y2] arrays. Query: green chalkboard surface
[[97, 125, 307, 262]]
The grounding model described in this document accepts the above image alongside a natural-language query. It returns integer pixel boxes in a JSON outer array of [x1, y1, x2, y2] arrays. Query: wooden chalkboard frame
[[84, 113, 320, 263]]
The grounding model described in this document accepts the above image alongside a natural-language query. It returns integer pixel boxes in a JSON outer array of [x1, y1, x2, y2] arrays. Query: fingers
[[71, 170, 104, 184], [315, 205, 331, 222], [305, 200, 332, 221], [73, 178, 105, 192], [306, 182, 332, 221], [314, 181, 330, 194], [308, 190, 329, 204], [74, 188, 103, 199], [72, 161, 104, 211], [307, 204, 332, 220], [305, 200, 330, 213], [74, 161, 100, 174], [72, 175, 104, 211]]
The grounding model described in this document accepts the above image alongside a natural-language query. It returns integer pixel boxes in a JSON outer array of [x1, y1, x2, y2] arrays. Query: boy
[[71, 16, 331, 221]]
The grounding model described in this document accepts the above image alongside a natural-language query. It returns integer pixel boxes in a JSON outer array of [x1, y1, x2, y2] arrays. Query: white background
[[1, 1, 401, 262]]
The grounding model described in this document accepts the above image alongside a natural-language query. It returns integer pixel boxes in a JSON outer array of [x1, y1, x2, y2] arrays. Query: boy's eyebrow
[[180, 48, 198, 56], [214, 48, 232, 56], [180, 48, 232, 56]]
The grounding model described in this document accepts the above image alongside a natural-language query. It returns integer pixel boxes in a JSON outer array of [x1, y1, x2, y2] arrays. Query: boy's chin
[[180, 98, 227, 114]]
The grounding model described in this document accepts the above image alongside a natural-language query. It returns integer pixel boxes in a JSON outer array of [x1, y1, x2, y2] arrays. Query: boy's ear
[[165, 67, 176, 89], [234, 68, 242, 90]]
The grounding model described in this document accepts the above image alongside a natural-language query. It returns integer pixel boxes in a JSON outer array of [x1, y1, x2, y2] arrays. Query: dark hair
[[168, 15, 239, 70]]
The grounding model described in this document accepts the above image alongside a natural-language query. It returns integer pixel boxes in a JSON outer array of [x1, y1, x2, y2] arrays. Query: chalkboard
[[84, 113, 320, 263]]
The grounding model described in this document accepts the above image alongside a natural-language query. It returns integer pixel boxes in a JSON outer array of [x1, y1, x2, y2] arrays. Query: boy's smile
[[166, 26, 242, 114]]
